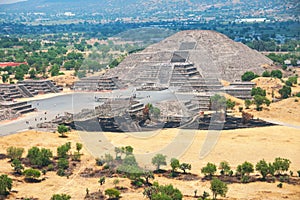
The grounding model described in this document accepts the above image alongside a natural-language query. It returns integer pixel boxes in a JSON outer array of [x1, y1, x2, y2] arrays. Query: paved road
[[0, 89, 191, 136]]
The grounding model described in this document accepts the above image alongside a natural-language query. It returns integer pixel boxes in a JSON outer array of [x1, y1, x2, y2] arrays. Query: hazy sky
[[0, 0, 27, 5]]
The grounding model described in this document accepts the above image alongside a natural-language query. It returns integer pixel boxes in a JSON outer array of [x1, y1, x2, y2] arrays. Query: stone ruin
[[0, 80, 62, 101], [0, 101, 36, 121], [74, 30, 268, 103]]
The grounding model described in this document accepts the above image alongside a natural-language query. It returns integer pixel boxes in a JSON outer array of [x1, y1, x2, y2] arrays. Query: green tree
[[142, 171, 154, 185], [279, 85, 291, 99], [273, 157, 291, 175], [251, 87, 266, 97], [11, 159, 24, 175], [287, 76, 297, 85], [6, 146, 24, 161], [152, 154, 167, 171], [29, 69, 36, 79], [23, 168, 41, 181], [50, 194, 71, 200], [49, 64, 60, 77], [15, 67, 25, 81], [253, 95, 270, 111], [113, 179, 120, 188], [99, 176, 105, 185], [114, 147, 123, 160], [105, 188, 120, 199], [201, 162, 217, 178], [242, 71, 259, 81], [170, 158, 180, 174], [1, 74, 9, 83], [0, 174, 12, 195], [76, 143, 83, 154], [27, 147, 53, 167], [237, 161, 254, 177], [124, 146, 134, 156], [180, 163, 191, 174], [219, 161, 231, 176], [270, 70, 283, 79], [57, 124, 69, 137], [210, 178, 228, 200], [256, 159, 273, 180], [57, 142, 71, 158], [64, 60, 76, 70]]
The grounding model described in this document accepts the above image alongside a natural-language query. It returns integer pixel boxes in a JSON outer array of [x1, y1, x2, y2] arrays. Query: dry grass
[[0, 125, 299, 199]]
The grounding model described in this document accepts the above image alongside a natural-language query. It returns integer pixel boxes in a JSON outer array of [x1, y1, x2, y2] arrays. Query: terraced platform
[[74, 30, 271, 110]]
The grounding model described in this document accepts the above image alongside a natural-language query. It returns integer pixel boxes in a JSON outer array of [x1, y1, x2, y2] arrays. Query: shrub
[[57, 169, 65, 176], [241, 175, 250, 183], [113, 179, 120, 187], [242, 71, 259, 81], [262, 71, 271, 77], [0, 174, 13, 195], [23, 168, 41, 181], [143, 182, 183, 200], [50, 194, 71, 200], [71, 152, 81, 161], [105, 188, 120, 199], [277, 182, 283, 188], [47, 164, 54, 171], [238, 106, 243, 112], [95, 157, 104, 166], [245, 99, 252, 109], [131, 178, 143, 187], [226, 99, 236, 110], [285, 80, 292, 87], [11, 159, 24, 175], [288, 76, 297, 85], [6, 146, 24, 161], [58, 158, 69, 170]]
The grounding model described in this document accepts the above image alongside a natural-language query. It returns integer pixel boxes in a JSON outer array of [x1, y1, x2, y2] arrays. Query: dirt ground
[[0, 77, 300, 199], [0, 125, 299, 200]]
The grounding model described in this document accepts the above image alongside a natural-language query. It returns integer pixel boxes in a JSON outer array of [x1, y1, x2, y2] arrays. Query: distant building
[[284, 60, 292, 65], [235, 18, 269, 23], [0, 62, 27, 68]]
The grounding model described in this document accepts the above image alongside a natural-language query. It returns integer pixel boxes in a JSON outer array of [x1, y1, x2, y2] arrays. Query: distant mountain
[[0, 0, 298, 22], [0, 0, 283, 13]]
